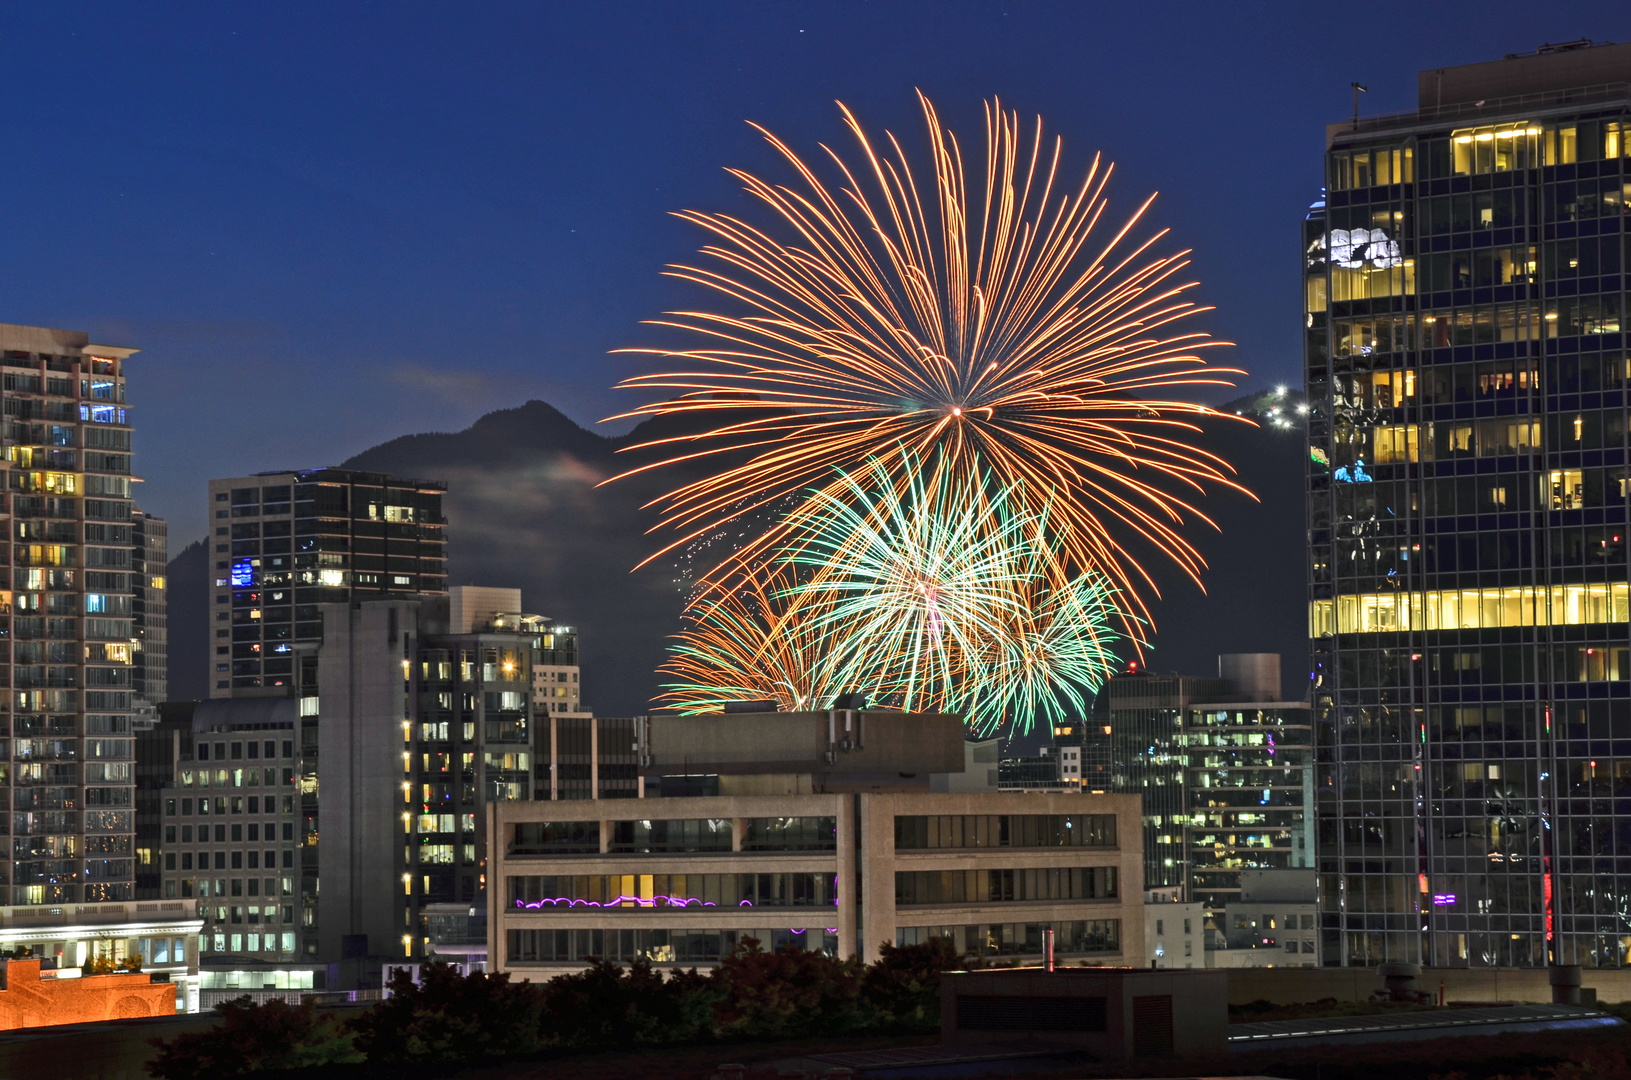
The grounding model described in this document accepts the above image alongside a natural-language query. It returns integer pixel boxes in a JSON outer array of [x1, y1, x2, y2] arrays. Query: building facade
[[1306, 42, 1631, 967], [998, 720, 1113, 793], [132, 508, 167, 719], [1210, 869, 1320, 969], [1182, 698, 1314, 918], [1104, 655, 1312, 925], [529, 621, 588, 720], [156, 698, 302, 963], [313, 590, 541, 966], [490, 790, 1142, 972], [0, 898, 203, 1012], [1144, 890, 1205, 968], [0, 323, 139, 907], [206, 469, 447, 697]]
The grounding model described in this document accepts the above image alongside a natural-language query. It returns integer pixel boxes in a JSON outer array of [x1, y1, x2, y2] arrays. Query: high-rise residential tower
[[0, 322, 138, 905], [205, 469, 447, 698], [1306, 41, 1631, 967], [133, 508, 168, 717]]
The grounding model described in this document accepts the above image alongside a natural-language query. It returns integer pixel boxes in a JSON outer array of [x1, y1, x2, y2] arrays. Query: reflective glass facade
[[1307, 73, 1631, 966]]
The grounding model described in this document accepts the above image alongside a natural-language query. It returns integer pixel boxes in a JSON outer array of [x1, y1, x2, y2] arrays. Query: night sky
[[0, 1, 1623, 545]]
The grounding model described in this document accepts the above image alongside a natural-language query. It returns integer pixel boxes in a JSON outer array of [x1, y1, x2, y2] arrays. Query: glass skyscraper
[[1306, 42, 1631, 967]]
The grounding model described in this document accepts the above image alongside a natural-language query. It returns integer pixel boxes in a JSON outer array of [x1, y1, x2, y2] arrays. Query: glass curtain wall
[[1310, 109, 1631, 967]]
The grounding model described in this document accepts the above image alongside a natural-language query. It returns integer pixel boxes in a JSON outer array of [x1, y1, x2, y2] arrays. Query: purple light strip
[[513, 895, 837, 911]]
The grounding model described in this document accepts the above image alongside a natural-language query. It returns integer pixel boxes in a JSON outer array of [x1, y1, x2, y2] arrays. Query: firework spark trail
[[961, 569, 1127, 736], [661, 563, 846, 713], [608, 93, 1250, 631], [658, 451, 1128, 735], [782, 456, 1033, 713]]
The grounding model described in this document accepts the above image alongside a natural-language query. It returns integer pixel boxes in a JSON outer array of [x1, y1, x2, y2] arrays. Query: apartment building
[[0, 322, 139, 907]]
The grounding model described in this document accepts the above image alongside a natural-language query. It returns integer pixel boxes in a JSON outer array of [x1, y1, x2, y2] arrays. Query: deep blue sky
[[0, 2, 1623, 542]]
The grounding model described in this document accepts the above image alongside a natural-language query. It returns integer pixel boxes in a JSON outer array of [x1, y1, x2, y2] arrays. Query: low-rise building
[[0, 899, 202, 1012], [1144, 888, 1204, 969], [488, 709, 1144, 973], [1208, 869, 1320, 969]]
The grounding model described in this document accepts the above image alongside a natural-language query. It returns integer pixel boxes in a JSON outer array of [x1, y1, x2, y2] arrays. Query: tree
[[349, 962, 545, 1063], [146, 997, 361, 1079], [860, 938, 961, 1031], [711, 938, 870, 1039], [538, 958, 718, 1049]]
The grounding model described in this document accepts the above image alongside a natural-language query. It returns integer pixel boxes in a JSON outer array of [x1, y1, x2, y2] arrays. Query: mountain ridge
[[166, 396, 1308, 712]]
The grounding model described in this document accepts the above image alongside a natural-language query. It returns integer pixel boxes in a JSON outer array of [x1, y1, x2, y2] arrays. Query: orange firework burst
[[609, 93, 1249, 624]]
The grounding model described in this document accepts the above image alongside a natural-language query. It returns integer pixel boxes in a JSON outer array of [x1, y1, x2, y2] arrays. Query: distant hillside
[[163, 398, 1308, 714]]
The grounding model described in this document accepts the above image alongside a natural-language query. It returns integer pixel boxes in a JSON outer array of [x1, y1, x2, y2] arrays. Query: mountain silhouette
[[166, 398, 1308, 713]]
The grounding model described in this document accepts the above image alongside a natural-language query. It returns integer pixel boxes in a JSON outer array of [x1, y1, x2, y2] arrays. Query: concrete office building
[[1306, 41, 1631, 967], [132, 508, 167, 721], [206, 469, 447, 697], [1209, 869, 1321, 969], [0, 323, 140, 907], [489, 710, 1144, 972], [155, 698, 302, 962]]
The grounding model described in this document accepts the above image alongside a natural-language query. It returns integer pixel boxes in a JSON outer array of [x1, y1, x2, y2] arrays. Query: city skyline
[[0, 4, 1621, 544]]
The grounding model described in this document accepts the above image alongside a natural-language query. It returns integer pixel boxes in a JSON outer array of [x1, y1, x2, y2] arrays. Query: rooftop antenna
[[1351, 82, 1369, 129]]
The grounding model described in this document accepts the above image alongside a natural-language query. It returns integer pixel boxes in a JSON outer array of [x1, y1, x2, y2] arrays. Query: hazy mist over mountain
[[166, 398, 1307, 715]]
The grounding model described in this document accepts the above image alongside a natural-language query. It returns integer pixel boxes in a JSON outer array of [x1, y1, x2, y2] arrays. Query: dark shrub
[[539, 958, 718, 1049], [712, 937, 870, 1040], [861, 938, 961, 1031], [146, 997, 361, 1078], [350, 962, 545, 1062]]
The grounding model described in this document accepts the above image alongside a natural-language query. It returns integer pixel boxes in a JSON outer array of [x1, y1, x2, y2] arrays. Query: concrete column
[[589, 718, 599, 799], [548, 716, 558, 800], [856, 793, 897, 964], [835, 797, 856, 961]]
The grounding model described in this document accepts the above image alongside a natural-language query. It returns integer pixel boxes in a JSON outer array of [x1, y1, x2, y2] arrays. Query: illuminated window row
[[1311, 583, 1631, 635]]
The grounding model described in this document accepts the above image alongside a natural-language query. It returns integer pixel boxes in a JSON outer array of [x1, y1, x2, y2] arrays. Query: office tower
[[1105, 665, 1228, 896], [132, 508, 168, 718], [0, 322, 138, 906], [1306, 42, 1631, 967], [206, 469, 447, 697], [1182, 656, 1314, 919], [1105, 655, 1312, 920], [315, 587, 539, 968]]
